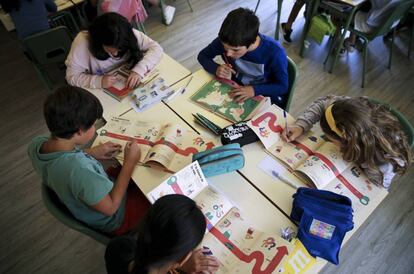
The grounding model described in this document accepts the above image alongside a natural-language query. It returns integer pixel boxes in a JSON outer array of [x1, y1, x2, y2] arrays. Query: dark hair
[[0, 0, 31, 12], [88, 12, 143, 68], [218, 7, 259, 47], [134, 195, 206, 273], [320, 97, 411, 185], [43, 85, 103, 139]]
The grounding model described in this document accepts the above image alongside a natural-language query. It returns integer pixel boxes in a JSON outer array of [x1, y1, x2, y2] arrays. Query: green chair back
[[357, 0, 414, 40], [369, 98, 414, 148], [41, 184, 110, 245], [23, 26, 73, 90], [49, 11, 80, 38], [284, 56, 298, 112]]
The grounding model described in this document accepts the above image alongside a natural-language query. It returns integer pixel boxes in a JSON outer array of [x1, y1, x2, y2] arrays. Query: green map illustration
[[190, 79, 263, 122]]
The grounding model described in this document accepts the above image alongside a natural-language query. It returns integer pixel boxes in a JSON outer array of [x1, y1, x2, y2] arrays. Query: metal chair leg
[[186, 0, 193, 12], [362, 41, 368, 88], [388, 28, 395, 69], [254, 0, 261, 13]]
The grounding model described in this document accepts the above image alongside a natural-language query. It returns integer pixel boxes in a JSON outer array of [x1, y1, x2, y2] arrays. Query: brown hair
[[320, 97, 411, 185]]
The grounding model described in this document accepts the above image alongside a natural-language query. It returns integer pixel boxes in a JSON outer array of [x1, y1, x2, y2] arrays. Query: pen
[[271, 170, 299, 189], [283, 110, 288, 138], [181, 76, 193, 94]]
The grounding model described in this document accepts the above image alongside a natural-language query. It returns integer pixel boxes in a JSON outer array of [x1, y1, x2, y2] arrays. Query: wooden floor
[[0, 0, 413, 273]]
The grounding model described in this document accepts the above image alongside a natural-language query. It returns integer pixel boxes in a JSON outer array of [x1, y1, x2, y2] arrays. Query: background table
[[0, 0, 85, 32]]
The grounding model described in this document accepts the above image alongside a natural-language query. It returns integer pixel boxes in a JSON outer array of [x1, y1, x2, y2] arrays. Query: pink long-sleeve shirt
[[65, 29, 163, 89]]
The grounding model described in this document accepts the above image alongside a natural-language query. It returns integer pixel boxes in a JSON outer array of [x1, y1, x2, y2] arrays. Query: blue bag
[[291, 187, 354, 265], [192, 143, 244, 177]]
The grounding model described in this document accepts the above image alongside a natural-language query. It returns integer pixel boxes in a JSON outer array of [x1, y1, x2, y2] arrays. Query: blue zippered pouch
[[291, 188, 354, 265], [192, 143, 244, 177]]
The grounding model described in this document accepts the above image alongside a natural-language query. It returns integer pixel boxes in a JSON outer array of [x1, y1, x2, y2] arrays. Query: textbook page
[[268, 131, 325, 170], [295, 142, 351, 189], [94, 117, 217, 172], [202, 207, 293, 274], [146, 161, 208, 203]]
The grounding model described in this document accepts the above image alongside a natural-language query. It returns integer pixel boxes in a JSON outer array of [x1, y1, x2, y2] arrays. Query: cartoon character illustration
[[261, 237, 276, 250]]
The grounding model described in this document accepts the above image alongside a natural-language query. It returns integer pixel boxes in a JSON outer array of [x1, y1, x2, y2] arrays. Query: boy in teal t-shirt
[[28, 86, 149, 234]]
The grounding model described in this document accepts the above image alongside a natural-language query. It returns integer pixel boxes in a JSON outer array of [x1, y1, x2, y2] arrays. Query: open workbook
[[93, 116, 216, 172], [190, 78, 268, 122], [102, 66, 172, 104], [248, 105, 387, 210], [147, 162, 316, 274]]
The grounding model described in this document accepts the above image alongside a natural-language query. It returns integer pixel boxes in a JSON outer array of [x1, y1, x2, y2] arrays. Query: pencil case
[[291, 188, 354, 265], [192, 143, 244, 177], [221, 122, 259, 146]]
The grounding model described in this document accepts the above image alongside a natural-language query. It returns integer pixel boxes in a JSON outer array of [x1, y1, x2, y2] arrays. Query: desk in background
[[0, 0, 84, 32]]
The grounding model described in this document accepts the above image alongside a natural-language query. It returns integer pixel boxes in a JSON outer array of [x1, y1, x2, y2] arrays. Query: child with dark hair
[[105, 194, 220, 274], [0, 0, 57, 40], [283, 95, 412, 188], [65, 12, 163, 89], [28, 85, 151, 235], [198, 7, 288, 106]]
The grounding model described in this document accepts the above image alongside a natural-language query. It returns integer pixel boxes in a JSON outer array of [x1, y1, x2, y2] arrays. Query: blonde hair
[[320, 97, 411, 185]]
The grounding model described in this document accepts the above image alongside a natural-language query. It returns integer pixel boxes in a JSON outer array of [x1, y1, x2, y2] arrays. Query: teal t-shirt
[[28, 136, 126, 233]]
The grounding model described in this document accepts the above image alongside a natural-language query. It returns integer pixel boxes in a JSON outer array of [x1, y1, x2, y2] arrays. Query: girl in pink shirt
[[65, 12, 163, 89]]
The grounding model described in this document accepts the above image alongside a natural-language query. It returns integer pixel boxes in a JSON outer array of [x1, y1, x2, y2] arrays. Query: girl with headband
[[283, 95, 411, 188]]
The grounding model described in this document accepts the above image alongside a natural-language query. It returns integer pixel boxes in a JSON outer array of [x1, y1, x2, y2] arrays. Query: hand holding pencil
[[216, 64, 236, 79]]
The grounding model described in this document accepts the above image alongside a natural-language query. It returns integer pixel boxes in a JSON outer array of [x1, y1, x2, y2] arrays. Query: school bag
[[291, 187, 354, 265], [192, 143, 244, 177]]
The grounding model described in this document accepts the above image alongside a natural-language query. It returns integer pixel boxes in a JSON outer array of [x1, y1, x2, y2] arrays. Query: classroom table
[[0, 0, 84, 32], [90, 67, 305, 273], [299, 0, 366, 73], [85, 53, 191, 120], [163, 68, 390, 272]]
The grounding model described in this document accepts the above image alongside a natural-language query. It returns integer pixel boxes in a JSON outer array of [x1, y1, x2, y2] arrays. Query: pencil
[[283, 110, 288, 138]]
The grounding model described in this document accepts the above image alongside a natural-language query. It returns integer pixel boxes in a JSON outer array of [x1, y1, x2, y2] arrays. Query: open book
[[102, 66, 160, 101], [190, 79, 268, 122], [148, 162, 315, 273], [93, 116, 216, 172], [248, 105, 386, 210]]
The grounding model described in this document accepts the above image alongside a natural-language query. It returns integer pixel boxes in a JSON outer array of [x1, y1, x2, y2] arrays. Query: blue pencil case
[[192, 143, 244, 177]]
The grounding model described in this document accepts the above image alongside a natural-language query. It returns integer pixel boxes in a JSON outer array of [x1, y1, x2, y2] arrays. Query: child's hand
[[181, 248, 220, 274], [123, 141, 141, 166], [126, 71, 142, 88], [216, 64, 235, 80], [282, 125, 304, 142], [229, 86, 255, 103], [101, 75, 117, 88], [87, 142, 122, 160]]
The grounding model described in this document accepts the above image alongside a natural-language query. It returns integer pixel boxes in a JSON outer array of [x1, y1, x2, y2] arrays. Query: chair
[[369, 98, 414, 148], [49, 11, 80, 38], [348, 0, 414, 87], [23, 26, 73, 91], [284, 56, 299, 112], [41, 184, 111, 245]]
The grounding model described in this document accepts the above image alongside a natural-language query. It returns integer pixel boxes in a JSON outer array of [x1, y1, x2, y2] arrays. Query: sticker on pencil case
[[309, 219, 335, 240]]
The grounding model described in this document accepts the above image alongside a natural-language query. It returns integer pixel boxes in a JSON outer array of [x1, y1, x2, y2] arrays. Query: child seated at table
[[0, 0, 57, 40], [65, 12, 163, 90], [28, 85, 151, 235], [197, 7, 289, 106], [283, 95, 411, 188], [105, 194, 220, 274]]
